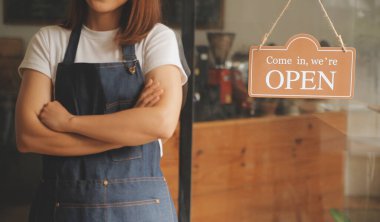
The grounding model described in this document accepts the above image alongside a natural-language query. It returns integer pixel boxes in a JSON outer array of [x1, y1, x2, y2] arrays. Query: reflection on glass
[[190, 0, 380, 221]]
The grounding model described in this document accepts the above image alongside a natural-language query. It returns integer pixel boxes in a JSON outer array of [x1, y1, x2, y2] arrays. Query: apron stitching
[[110, 154, 142, 162], [58, 199, 161, 208], [105, 99, 134, 107], [41, 176, 165, 184]]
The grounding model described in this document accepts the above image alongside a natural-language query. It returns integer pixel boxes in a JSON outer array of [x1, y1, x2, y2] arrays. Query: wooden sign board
[[248, 34, 356, 99]]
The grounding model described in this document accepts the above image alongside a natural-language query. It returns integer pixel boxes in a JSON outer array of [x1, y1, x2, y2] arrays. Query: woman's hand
[[135, 78, 163, 108], [39, 101, 74, 132]]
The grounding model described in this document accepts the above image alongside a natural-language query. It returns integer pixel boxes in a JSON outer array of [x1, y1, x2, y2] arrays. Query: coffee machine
[[194, 32, 256, 121], [192, 32, 235, 120], [207, 32, 235, 105]]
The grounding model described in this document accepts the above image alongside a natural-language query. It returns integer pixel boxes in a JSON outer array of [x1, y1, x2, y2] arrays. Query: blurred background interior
[[0, 0, 380, 221]]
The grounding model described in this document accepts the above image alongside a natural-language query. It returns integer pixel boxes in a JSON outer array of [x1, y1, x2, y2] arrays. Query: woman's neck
[[85, 9, 122, 31]]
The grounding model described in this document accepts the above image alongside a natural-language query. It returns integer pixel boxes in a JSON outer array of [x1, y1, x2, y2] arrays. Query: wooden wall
[[161, 112, 347, 222]]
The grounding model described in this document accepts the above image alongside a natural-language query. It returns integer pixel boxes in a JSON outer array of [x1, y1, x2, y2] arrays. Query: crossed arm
[[15, 65, 183, 156]]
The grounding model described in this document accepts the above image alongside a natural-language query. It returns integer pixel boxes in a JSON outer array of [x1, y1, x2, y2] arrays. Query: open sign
[[248, 34, 356, 99]]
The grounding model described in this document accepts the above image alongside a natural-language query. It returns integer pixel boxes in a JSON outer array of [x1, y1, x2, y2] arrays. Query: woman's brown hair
[[62, 0, 162, 45]]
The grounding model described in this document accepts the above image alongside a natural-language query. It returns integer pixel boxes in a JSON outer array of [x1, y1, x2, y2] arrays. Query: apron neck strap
[[63, 25, 82, 64], [122, 45, 137, 61]]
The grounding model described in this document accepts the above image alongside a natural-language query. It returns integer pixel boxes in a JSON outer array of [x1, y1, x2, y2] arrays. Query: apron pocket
[[110, 146, 142, 162], [54, 199, 161, 222]]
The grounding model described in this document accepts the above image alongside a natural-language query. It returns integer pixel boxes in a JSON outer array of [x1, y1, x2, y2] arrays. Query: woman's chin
[[86, 0, 127, 14]]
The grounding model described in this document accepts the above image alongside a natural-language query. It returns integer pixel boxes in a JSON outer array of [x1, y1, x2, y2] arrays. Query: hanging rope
[[318, 0, 347, 51], [259, 0, 292, 49], [259, 0, 347, 52]]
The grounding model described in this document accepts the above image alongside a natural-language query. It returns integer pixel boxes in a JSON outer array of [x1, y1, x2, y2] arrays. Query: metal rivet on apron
[[103, 179, 109, 187], [155, 199, 160, 204], [129, 65, 136, 75], [55, 202, 60, 207]]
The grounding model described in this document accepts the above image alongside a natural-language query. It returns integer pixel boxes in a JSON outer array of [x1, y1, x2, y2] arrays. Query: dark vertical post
[[179, 0, 195, 221]]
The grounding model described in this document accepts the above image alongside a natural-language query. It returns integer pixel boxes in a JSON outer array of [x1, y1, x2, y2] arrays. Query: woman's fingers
[[145, 96, 161, 107], [135, 79, 155, 107], [138, 79, 154, 102], [140, 81, 160, 100], [135, 79, 163, 107], [145, 78, 153, 88], [136, 89, 164, 107]]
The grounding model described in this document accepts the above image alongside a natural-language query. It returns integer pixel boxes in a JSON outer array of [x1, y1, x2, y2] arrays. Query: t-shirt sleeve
[[142, 25, 189, 85], [18, 28, 51, 79]]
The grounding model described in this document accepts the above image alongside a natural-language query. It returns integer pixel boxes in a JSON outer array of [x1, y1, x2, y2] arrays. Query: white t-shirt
[[19, 23, 188, 157]]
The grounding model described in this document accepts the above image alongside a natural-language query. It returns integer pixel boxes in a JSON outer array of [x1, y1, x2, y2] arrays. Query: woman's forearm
[[67, 106, 175, 146], [16, 70, 122, 156], [20, 132, 121, 157], [17, 113, 122, 156]]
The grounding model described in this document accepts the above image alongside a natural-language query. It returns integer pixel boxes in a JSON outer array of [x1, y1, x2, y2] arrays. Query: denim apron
[[28, 26, 178, 222]]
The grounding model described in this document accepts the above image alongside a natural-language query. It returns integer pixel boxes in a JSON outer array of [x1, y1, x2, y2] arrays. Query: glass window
[[184, 0, 380, 221]]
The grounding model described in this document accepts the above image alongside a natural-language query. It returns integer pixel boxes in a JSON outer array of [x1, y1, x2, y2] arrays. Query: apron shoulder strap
[[122, 44, 137, 61], [63, 26, 82, 64]]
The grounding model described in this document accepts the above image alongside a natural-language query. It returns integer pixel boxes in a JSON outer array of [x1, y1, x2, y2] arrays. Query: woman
[[15, 0, 188, 221]]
